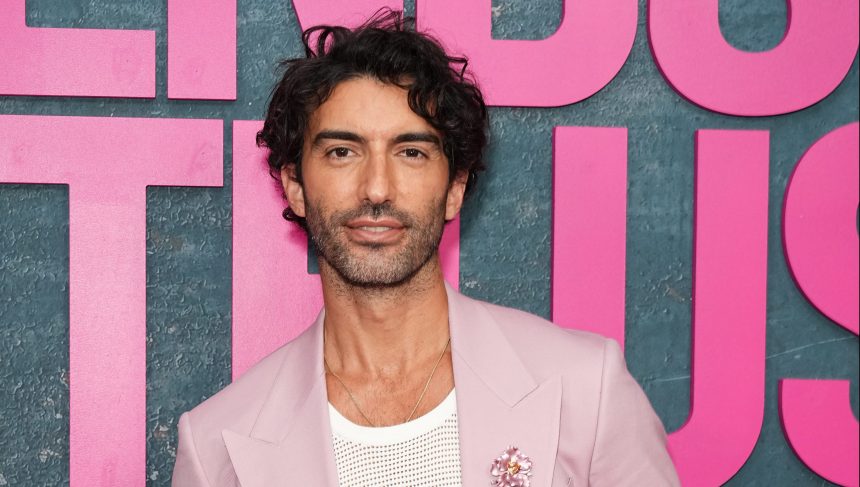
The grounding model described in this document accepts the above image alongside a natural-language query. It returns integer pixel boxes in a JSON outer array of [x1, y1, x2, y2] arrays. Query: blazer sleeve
[[588, 339, 681, 486], [172, 412, 212, 487]]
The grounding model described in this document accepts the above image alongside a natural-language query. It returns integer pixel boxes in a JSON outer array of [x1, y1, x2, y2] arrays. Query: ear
[[445, 170, 468, 221], [280, 164, 306, 218]]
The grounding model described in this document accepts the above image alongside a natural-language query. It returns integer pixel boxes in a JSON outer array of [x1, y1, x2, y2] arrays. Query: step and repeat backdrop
[[1, 0, 858, 485]]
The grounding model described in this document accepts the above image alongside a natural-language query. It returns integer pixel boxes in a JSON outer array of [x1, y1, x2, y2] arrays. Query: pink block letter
[[0, 0, 155, 98], [551, 127, 627, 347], [649, 0, 859, 116], [168, 0, 237, 100], [783, 122, 859, 333], [232, 120, 323, 379], [0, 115, 223, 486], [667, 130, 769, 486], [231, 121, 461, 378], [418, 0, 636, 107], [780, 380, 859, 486], [780, 122, 859, 486]]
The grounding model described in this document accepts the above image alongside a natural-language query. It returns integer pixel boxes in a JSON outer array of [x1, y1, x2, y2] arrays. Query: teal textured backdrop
[[0, 0, 857, 485]]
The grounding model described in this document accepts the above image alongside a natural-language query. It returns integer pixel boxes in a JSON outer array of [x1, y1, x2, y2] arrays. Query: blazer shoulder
[[472, 297, 677, 485], [477, 297, 611, 367], [183, 327, 308, 436], [173, 323, 324, 486]]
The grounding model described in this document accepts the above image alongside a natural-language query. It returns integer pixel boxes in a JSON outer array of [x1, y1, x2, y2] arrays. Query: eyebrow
[[392, 132, 441, 146], [312, 130, 441, 147], [312, 130, 366, 146]]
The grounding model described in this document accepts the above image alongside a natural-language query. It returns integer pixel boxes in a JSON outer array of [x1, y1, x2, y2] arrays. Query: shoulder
[[179, 324, 313, 445], [462, 296, 677, 485], [456, 293, 623, 431], [467, 295, 614, 379], [184, 343, 285, 431], [173, 327, 316, 485]]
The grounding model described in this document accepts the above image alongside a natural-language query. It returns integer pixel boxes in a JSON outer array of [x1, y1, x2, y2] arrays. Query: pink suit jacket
[[173, 285, 680, 486]]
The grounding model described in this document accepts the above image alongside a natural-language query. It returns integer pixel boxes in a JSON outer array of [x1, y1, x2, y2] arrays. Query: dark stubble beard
[[305, 197, 447, 289]]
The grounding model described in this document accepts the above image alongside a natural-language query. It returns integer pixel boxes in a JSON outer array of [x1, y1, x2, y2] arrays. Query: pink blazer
[[173, 285, 680, 486]]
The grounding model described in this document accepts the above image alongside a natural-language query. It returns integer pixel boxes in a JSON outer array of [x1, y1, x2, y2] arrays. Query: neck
[[319, 254, 450, 377]]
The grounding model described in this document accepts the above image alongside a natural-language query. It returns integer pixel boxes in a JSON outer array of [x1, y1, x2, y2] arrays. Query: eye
[[401, 148, 425, 158], [327, 147, 353, 158]]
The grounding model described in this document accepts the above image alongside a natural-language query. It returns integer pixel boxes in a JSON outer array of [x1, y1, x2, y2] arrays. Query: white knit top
[[329, 390, 463, 486]]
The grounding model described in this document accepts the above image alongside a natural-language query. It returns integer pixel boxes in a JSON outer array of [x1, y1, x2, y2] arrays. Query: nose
[[359, 149, 394, 204]]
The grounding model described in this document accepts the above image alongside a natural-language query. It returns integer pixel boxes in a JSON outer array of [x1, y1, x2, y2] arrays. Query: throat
[[323, 343, 454, 427]]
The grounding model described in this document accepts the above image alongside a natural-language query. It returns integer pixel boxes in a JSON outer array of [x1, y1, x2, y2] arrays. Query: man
[[173, 11, 679, 487]]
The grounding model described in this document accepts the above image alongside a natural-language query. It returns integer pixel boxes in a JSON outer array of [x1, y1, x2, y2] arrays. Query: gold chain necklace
[[323, 336, 451, 427]]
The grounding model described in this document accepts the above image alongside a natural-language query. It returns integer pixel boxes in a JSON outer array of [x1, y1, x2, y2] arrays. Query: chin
[[333, 253, 434, 289], [338, 265, 418, 288]]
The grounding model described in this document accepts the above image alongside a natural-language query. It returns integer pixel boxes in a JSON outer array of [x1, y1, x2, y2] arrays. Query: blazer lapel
[[447, 285, 562, 487], [222, 313, 340, 487]]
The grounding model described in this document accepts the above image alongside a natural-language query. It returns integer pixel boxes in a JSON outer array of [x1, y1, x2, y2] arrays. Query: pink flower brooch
[[490, 446, 533, 487]]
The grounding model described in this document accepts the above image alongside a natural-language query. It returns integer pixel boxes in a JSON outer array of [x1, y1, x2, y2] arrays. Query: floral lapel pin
[[490, 446, 533, 487]]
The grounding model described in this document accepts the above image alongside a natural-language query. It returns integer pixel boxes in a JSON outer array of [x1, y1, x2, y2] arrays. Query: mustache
[[332, 201, 415, 226]]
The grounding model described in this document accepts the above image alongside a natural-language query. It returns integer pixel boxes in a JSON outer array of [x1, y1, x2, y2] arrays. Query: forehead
[[307, 77, 437, 138]]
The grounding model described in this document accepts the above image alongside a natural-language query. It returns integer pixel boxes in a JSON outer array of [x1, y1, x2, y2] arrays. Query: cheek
[[401, 182, 449, 212], [302, 172, 353, 205], [404, 163, 449, 192]]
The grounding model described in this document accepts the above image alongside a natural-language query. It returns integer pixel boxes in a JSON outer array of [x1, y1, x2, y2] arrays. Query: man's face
[[281, 77, 466, 287]]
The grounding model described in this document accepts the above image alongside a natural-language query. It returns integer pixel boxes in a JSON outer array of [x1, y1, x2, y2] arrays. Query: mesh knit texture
[[329, 391, 462, 486]]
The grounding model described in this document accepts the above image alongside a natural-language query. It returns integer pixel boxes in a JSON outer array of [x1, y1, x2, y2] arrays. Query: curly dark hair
[[256, 9, 488, 229]]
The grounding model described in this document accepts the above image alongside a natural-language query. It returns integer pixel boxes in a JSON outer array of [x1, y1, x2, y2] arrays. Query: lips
[[345, 218, 405, 244], [356, 226, 396, 232]]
